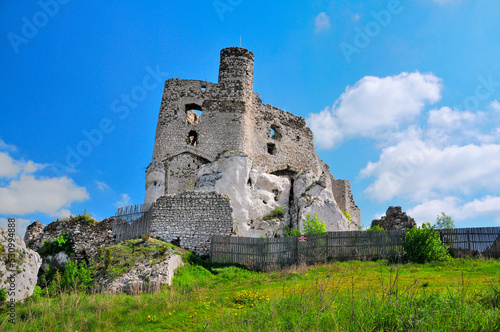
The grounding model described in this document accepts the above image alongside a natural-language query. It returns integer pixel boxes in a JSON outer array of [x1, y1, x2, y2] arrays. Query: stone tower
[[144, 47, 361, 233]]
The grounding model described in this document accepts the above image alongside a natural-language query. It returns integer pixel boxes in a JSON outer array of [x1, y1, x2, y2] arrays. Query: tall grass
[[1, 258, 499, 331]]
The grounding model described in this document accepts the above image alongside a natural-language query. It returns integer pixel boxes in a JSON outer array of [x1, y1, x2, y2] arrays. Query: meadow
[[1, 256, 499, 331]]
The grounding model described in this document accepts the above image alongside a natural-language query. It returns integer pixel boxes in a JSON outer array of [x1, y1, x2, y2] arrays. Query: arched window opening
[[270, 124, 281, 140], [185, 104, 202, 125], [201, 86, 207, 92], [188, 131, 198, 146]]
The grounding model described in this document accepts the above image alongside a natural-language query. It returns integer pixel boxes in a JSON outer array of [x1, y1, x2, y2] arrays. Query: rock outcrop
[[92, 249, 183, 294], [371, 206, 417, 230], [196, 151, 353, 237], [0, 228, 42, 302], [25, 218, 115, 262]]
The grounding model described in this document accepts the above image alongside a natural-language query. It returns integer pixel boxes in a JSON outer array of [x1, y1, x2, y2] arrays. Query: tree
[[434, 212, 455, 229]]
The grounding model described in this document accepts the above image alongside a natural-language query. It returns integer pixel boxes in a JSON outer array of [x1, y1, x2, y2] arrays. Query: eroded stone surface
[[92, 249, 183, 295], [371, 206, 417, 230], [144, 47, 361, 231], [0, 228, 42, 302], [196, 152, 355, 236]]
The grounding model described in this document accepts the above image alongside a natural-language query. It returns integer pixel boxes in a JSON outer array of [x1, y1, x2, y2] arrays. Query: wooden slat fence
[[211, 227, 500, 271], [113, 207, 153, 243]]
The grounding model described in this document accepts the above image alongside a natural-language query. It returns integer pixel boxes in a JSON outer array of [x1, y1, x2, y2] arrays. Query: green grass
[[92, 238, 181, 281], [1, 257, 499, 331]]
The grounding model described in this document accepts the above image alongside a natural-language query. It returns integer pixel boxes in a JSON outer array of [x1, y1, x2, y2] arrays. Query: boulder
[[0, 228, 42, 302], [371, 206, 417, 230], [91, 249, 183, 294]]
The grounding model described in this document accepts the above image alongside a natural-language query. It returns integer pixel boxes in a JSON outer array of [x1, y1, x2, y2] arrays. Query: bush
[[0, 288, 6, 303], [367, 225, 385, 231], [403, 223, 451, 263], [303, 213, 327, 235], [61, 260, 94, 292], [434, 212, 455, 229], [40, 233, 74, 256], [262, 206, 285, 220], [72, 209, 98, 225], [341, 209, 352, 223]]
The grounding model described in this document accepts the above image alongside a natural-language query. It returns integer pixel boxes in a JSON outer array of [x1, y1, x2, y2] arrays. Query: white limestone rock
[[294, 171, 351, 232], [196, 152, 290, 237], [196, 152, 352, 237], [0, 228, 42, 302]]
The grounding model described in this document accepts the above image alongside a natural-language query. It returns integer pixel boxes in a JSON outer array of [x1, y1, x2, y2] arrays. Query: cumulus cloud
[[0, 139, 17, 152], [307, 72, 442, 149], [0, 217, 34, 237], [0, 140, 88, 217], [314, 12, 331, 32], [0, 152, 20, 178], [115, 194, 131, 208], [408, 196, 500, 226], [0, 174, 88, 216], [360, 136, 500, 202]]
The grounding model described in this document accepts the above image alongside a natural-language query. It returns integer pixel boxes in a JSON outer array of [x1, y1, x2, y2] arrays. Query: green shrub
[[62, 260, 94, 292], [303, 213, 327, 235], [434, 212, 455, 229], [28, 285, 42, 302], [403, 223, 451, 263], [0, 288, 6, 303], [40, 233, 74, 256], [72, 209, 98, 225], [262, 206, 285, 220], [367, 225, 385, 231], [341, 209, 352, 223]]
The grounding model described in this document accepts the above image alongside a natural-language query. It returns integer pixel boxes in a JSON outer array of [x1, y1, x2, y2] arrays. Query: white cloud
[[408, 196, 500, 226], [307, 72, 442, 149], [0, 139, 17, 152], [0, 218, 34, 238], [0, 141, 87, 217], [115, 194, 131, 208], [352, 14, 361, 22], [314, 12, 331, 32], [490, 100, 500, 112], [0, 152, 20, 178], [96, 180, 111, 191], [0, 174, 88, 216], [361, 136, 500, 202], [428, 107, 484, 129]]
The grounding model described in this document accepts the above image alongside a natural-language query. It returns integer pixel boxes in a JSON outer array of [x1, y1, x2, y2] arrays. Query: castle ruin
[[144, 47, 360, 242]]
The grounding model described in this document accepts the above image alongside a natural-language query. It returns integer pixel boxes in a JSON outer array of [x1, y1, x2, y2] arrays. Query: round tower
[[218, 47, 254, 102]]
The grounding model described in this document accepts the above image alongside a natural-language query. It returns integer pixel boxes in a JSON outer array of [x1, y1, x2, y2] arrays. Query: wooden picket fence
[[112, 208, 153, 243], [211, 227, 500, 271]]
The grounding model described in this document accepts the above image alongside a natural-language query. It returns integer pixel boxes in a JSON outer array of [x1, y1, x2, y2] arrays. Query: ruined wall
[[332, 179, 361, 228], [150, 191, 234, 255], [242, 97, 322, 175], [25, 219, 115, 261]]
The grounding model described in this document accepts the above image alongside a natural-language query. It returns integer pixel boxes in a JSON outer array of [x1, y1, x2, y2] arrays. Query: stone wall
[[150, 191, 233, 255], [332, 179, 361, 227], [25, 219, 115, 261]]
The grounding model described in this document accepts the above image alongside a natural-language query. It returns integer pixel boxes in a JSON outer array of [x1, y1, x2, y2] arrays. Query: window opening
[[201, 86, 206, 92], [185, 104, 202, 125], [270, 124, 281, 140], [188, 131, 198, 146], [267, 143, 276, 155]]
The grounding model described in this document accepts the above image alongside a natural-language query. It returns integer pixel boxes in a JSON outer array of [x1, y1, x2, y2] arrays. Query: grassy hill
[[1, 246, 499, 331]]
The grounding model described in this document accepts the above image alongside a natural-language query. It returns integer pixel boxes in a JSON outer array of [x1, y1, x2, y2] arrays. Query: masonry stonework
[[144, 47, 361, 240], [150, 191, 233, 255]]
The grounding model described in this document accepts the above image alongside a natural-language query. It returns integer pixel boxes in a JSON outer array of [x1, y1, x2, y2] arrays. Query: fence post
[[295, 236, 299, 266]]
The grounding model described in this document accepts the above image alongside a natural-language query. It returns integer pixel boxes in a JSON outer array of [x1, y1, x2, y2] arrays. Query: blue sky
[[1, 0, 500, 235]]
